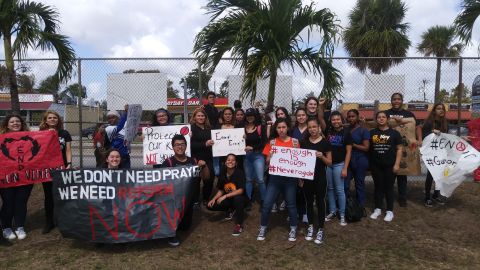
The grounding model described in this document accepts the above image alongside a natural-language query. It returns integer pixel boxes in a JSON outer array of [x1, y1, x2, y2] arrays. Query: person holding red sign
[[39, 110, 72, 234], [0, 114, 32, 241], [257, 118, 300, 242]]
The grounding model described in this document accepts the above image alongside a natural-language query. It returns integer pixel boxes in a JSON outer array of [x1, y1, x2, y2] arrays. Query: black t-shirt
[[245, 125, 266, 152], [326, 128, 352, 164], [204, 104, 219, 127], [58, 129, 72, 166], [422, 120, 449, 139], [190, 124, 213, 162], [385, 108, 418, 125], [216, 168, 245, 194], [301, 138, 331, 179], [369, 128, 402, 166], [160, 156, 197, 168]]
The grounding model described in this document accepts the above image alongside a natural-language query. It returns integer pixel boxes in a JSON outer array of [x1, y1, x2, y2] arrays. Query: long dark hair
[[271, 118, 290, 139], [151, 108, 171, 126], [347, 109, 360, 126], [0, 114, 29, 134], [294, 107, 308, 127], [304, 117, 324, 140], [220, 107, 236, 126], [102, 148, 122, 169], [424, 103, 448, 132], [275, 107, 290, 120]]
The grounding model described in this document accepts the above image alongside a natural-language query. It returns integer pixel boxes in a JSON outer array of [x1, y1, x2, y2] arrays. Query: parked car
[[81, 125, 97, 140]]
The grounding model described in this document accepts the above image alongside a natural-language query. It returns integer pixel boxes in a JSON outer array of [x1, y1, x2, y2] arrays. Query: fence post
[[183, 82, 188, 124], [78, 58, 83, 168], [198, 61, 203, 97], [457, 57, 463, 136]]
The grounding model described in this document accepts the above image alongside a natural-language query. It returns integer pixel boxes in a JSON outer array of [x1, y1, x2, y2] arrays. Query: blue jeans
[[345, 154, 368, 207], [326, 162, 346, 217], [244, 152, 266, 201], [261, 175, 297, 227], [213, 157, 220, 176]]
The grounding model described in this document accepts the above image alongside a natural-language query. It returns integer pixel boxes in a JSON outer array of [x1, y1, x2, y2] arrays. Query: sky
[[34, 0, 479, 58], [4, 0, 480, 104]]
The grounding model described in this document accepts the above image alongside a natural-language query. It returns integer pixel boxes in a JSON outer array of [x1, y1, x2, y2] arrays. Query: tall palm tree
[[343, 0, 411, 74], [417, 26, 464, 103], [454, 0, 480, 44], [0, 0, 76, 113], [193, 0, 342, 112]]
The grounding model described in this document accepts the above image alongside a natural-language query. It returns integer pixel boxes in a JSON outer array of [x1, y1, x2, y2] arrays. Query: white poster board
[[124, 104, 142, 144], [143, 125, 191, 165], [420, 133, 480, 197], [211, 128, 246, 157], [269, 146, 316, 180]]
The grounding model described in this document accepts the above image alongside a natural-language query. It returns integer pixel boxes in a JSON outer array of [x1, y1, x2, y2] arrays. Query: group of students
[[0, 91, 453, 246]]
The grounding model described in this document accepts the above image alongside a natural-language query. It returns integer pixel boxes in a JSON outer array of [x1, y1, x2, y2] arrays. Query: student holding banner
[[103, 148, 122, 169], [215, 107, 237, 175], [190, 108, 215, 205], [105, 105, 130, 168], [39, 110, 72, 234], [325, 111, 352, 226], [257, 118, 300, 242], [369, 111, 403, 222], [0, 115, 32, 240], [207, 154, 247, 236], [244, 108, 267, 208], [345, 109, 370, 210], [417, 103, 449, 207], [301, 118, 332, 244], [385, 93, 421, 207]]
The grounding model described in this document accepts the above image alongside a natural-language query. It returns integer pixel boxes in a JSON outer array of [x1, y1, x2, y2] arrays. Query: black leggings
[[425, 171, 440, 199], [0, 185, 33, 228], [303, 176, 327, 228], [371, 165, 395, 211], [207, 195, 246, 225], [42, 182, 54, 224]]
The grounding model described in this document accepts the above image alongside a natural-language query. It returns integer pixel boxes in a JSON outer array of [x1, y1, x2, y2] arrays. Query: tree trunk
[[434, 58, 442, 104], [4, 35, 20, 114], [266, 68, 277, 114]]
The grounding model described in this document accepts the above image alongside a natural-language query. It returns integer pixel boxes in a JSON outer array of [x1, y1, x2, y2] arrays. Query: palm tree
[[417, 26, 464, 103], [0, 0, 76, 113], [343, 0, 410, 74], [454, 0, 480, 44], [193, 0, 342, 112]]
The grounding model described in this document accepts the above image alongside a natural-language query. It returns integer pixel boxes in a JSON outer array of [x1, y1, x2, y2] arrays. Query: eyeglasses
[[173, 143, 186, 147]]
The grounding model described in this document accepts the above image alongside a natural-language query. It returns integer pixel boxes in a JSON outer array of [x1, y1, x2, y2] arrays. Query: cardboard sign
[[52, 167, 199, 243], [0, 130, 64, 188], [211, 128, 246, 157], [143, 125, 191, 165], [124, 104, 142, 144], [420, 133, 480, 197], [268, 146, 316, 180]]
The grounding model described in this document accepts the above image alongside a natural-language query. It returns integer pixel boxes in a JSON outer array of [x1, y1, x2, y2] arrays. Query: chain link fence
[[0, 57, 477, 172]]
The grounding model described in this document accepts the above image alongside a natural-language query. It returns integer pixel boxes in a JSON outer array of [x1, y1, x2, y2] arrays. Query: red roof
[[358, 110, 471, 121], [0, 101, 53, 110]]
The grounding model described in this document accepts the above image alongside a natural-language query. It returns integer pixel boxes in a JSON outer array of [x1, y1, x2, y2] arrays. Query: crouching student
[[161, 134, 207, 246], [207, 154, 247, 236]]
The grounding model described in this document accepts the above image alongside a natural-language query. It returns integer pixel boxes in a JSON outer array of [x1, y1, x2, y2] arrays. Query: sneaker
[[168, 236, 180, 247], [271, 203, 278, 213], [2, 228, 16, 240], [433, 195, 446, 205], [288, 227, 297, 242], [279, 200, 286, 211], [232, 224, 243, 236], [370, 208, 382, 220], [305, 225, 314, 241], [340, 216, 347, 226], [224, 210, 235, 221], [314, 229, 324, 244], [424, 199, 434, 208], [398, 200, 407, 207], [325, 212, 336, 222], [15, 227, 26, 240], [384, 211, 394, 222], [257, 226, 267, 241]]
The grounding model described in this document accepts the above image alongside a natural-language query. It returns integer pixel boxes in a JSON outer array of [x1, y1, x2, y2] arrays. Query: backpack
[[345, 197, 363, 223]]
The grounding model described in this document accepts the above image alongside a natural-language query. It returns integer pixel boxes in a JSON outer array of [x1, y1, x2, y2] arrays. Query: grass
[[0, 181, 479, 270]]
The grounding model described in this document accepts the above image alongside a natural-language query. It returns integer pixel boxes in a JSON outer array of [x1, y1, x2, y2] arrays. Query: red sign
[[166, 98, 229, 107], [0, 130, 64, 188]]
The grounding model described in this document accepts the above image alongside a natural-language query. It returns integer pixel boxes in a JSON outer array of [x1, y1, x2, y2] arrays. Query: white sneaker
[[370, 208, 382, 220], [2, 228, 16, 240], [279, 200, 286, 211], [325, 212, 336, 221], [288, 227, 297, 242], [340, 216, 347, 226], [271, 203, 278, 213], [305, 225, 314, 241], [15, 227, 27, 240], [314, 229, 324, 244], [257, 226, 267, 241], [384, 211, 394, 222]]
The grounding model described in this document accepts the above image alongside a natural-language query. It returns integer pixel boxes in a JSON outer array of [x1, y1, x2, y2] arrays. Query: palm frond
[[454, 0, 480, 44]]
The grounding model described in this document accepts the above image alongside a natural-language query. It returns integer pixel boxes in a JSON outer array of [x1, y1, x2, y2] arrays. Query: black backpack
[[345, 197, 363, 223]]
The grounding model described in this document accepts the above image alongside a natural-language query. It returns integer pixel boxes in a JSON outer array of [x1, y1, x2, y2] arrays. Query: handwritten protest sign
[[52, 167, 199, 243], [268, 146, 316, 180], [143, 125, 191, 165], [0, 130, 64, 188], [124, 104, 142, 144], [211, 128, 246, 157], [420, 133, 480, 197]]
